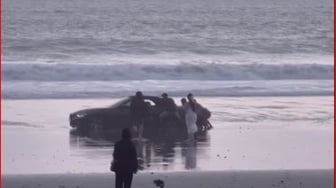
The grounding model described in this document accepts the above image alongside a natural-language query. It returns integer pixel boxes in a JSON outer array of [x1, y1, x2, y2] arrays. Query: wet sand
[[3, 97, 333, 174], [3, 169, 333, 188]]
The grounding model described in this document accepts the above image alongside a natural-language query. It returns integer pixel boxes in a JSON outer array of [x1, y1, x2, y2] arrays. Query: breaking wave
[[3, 63, 333, 81]]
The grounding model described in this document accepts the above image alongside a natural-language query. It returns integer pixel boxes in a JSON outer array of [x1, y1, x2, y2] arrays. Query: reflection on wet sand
[[182, 140, 197, 169], [69, 128, 209, 171]]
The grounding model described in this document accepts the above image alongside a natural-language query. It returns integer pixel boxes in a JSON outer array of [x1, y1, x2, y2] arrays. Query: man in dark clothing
[[112, 128, 138, 188], [160, 93, 177, 113], [159, 93, 180, 126], [130, 91, 149, 139]]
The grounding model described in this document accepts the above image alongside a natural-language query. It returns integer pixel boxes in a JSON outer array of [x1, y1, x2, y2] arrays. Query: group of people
[[111, 91, 212, 188], [130, 91, 212, 140]]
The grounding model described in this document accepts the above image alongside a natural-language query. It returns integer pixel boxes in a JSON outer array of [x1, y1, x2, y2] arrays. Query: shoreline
[[4, 169, 333, 188]]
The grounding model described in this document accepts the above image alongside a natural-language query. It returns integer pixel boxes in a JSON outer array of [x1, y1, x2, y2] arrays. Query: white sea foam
[[3, 63, 333, 81], [3, 80, 333, 99]]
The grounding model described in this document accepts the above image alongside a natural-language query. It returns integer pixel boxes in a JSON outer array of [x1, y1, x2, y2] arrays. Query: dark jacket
[[113, 139, 138, 173], [160, 98, 176, 112], [130, 97, 150, 118]]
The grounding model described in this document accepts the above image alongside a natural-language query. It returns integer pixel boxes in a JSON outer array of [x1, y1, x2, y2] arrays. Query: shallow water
[[3, 96, 333, 174]]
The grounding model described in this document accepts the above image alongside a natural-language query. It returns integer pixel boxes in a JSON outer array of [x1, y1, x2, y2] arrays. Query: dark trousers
[[115, 171, 133, 188]]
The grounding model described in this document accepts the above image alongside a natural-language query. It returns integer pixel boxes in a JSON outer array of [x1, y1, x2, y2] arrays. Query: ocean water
[[3, 0, 334, 99]]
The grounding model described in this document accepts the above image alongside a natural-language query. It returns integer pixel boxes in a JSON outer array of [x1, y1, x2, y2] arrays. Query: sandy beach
[[3, 97, 333, 174], [4, 169, 333, 188]]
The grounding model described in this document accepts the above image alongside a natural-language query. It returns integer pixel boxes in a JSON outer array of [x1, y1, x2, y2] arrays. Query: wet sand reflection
[[69, 128, 209, 171]]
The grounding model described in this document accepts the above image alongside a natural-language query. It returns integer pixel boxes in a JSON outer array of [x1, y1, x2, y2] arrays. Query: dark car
[[70, 96, 176, 130], [69, 96, 211, 136]]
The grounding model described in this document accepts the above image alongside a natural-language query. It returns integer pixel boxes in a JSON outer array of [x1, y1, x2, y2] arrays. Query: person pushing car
[[130, 91, 150, 139]]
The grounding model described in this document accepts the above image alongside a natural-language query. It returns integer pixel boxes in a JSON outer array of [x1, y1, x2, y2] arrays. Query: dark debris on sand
[[153, 179, 165, 188]]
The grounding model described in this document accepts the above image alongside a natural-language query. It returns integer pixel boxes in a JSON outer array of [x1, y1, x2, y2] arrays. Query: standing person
[[179, 98, 187, 119], [183, 93, 198, 140], [159, 93, 179, 125], [193, 99, 213, 130], [180, 98, 187, 106], [130, 91, 149, 139], [112, 128, 138, 188]]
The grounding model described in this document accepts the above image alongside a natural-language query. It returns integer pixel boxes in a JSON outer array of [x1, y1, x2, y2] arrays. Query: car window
[[110, 96, 159, 108], [109, 97, 131, 108], [144, 99, 155, 106], [143, 97, 161, 106]]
